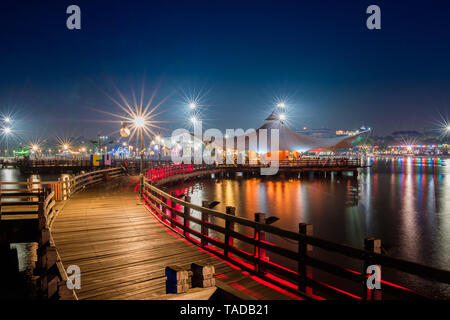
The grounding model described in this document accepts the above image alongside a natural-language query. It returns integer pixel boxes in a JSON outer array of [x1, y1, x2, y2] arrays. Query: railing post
[[60, 174, 67, 200], [161, 195, 167, 223], [201, 200, 209, 247], [298, 223, 313, 294], [38, 191, 46, 229], [183, 196, 191, 238], [224, 206, 236, 259], [169, 192, 176, 228], [254, 212, 266, 274], [141, 178, 146, 202], [364, 237, 382, 300]]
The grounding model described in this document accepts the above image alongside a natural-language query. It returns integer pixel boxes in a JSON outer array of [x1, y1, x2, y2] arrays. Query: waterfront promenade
[[51, 176, 299, 300], [3, 162, 450, 300]]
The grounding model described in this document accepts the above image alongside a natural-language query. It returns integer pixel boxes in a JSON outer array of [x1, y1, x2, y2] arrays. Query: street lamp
[[132, 116, 146, 199], [2, 127, 12, 157], [31, 144, 39, 159], [133, 116, 146, 128]]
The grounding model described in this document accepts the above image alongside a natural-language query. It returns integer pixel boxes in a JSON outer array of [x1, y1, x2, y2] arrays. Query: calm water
[[166, 157, 450, 298], [2, 159, 449, 298]]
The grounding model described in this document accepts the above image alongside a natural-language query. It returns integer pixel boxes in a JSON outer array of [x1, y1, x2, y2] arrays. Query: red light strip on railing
[[139, 166, 422, 300]]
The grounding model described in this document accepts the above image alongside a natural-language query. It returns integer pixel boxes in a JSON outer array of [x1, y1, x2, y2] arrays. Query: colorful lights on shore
[[386, 144, 444, 149], [358, 144, 447, 148]]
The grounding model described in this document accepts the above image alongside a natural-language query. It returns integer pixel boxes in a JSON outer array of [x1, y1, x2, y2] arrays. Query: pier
[[1, 160, 449, 300]]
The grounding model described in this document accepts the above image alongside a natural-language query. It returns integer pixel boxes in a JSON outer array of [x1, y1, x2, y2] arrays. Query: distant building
[[336, 126, 368, 136], [336, 130, 359, 136]]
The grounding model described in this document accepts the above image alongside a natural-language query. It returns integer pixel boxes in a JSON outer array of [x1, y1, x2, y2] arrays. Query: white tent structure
[[207, 109, 370, 155]]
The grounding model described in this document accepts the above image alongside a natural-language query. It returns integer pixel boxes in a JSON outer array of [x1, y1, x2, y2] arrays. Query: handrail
[[0, 181, 59, 185], [141, 165, 450, 300], [72, 167, 122, 181], [0, 166, 124, 300]]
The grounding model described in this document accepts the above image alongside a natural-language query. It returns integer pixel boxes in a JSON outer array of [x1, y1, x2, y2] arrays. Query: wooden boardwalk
[[51, 177, 296, 300]]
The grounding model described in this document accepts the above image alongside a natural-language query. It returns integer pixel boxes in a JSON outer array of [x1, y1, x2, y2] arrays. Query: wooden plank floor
[[51, 177, 296, 300]]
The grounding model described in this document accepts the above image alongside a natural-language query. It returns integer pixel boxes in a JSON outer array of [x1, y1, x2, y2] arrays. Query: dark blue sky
[[1, 0, 450, 140]]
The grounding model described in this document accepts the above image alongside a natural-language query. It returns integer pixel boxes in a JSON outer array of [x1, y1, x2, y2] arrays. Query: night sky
[[1, 0, 450, 142]]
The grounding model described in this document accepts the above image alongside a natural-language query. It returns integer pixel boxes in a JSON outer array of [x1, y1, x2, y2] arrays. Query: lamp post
[[139, 128, 144, 197], [132, 116, 146, 199], [3, 127, 12, 157]]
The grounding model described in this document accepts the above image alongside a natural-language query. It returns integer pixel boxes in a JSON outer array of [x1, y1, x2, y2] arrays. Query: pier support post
[[298, 223, 313, 294], [183, 196, 191, 238], [363, 237, 382, 300], [254, 212, 267, 274], [224, 206, 236, 258], [201, 201, 209, 247]]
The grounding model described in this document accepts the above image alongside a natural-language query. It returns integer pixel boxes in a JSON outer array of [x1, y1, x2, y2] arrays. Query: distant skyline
[[1, 0, 450, 143]]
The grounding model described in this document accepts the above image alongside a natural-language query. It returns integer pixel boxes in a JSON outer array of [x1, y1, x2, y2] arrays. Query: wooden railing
[[62, 167, 124, 199], [25, 159, 94, 167], [236, 158, 362, 168], [0, 167, 124, 202], [144, 164, 211, 183], [0, 167, 125, 299], [0, 188, 76, 299], [143, 159, 361, 184], [35, 190, 77, 299], [141, 171, 450, 300]]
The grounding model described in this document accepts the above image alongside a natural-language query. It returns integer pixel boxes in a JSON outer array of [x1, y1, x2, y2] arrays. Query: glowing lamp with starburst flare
[[133, 116, 146, 128]]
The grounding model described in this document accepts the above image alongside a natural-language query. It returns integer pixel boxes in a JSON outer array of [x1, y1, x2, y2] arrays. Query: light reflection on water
[[168, 157, 450, 298]]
